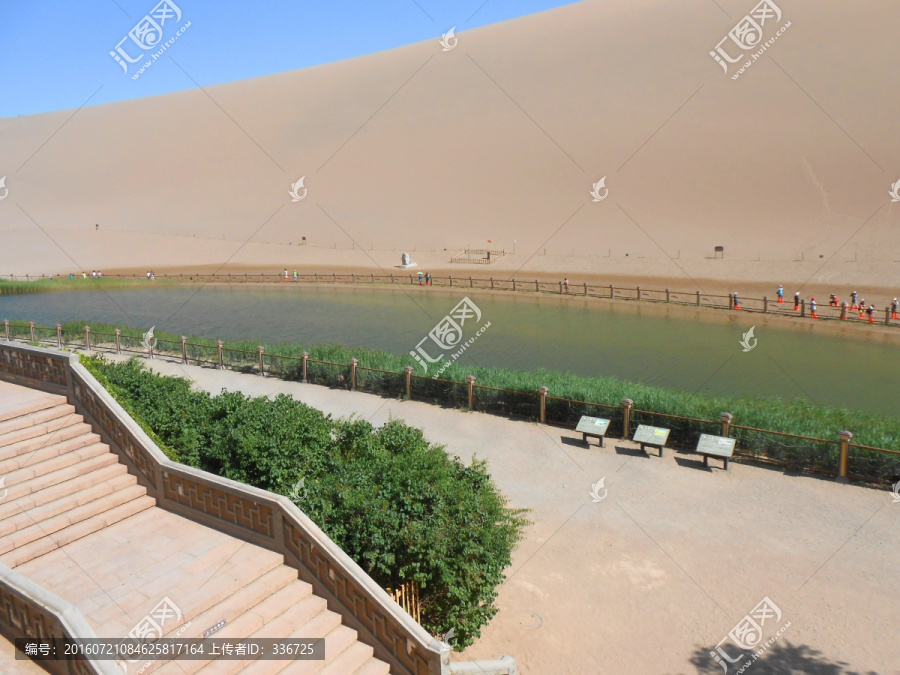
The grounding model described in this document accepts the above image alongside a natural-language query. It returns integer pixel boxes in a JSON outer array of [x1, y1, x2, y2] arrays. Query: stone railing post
[[370, 273, 374, 283], [637, 286, 642, 301], [217, 340, 224, 370], [696, 291, 702, 306], [469, 276, 473, 288], [85, 326, 91, 351], [257, 346, 265, 376], [301, 351, 309, 383], [410, 274, 414, 285], [181, 336, 187, 363], [584, 282, 588, 296], [728, 293, 734, 310], [622, 398, 633, 438], [800, 299, 806, 317], [490, 277, 494, 290], [512, 278, 517, 291], [29, 321, 35, 342], [666, 288, 670, 303], [764, 296, 769, 313], [538, 386, 549, 423], [466, 375, 476, 410], [535, 279, 539, 292], [837, 430, 852, 483], [885, 307, 891, 325], [404, 365, 413, 398], [56, 324, 63, 348], [720, 412, 733, 437], [610, 284, 615, 299], [114, 329, 121, 354], [559, 281, 563, 294], [350, 358, 359, 390], [449, 275, 453, 287], [840, 301, 848, 320], [3, 320, 9, 341]]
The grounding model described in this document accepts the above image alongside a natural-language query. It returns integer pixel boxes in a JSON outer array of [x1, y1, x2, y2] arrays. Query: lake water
[[2, 285, 898, 416]]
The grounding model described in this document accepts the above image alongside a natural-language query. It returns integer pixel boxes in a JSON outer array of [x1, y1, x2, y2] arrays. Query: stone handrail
[[0, 562, 120, 675], [0, 343, 515, 674]]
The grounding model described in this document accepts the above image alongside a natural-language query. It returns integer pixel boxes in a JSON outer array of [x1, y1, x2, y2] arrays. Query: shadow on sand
[[688, 641, 877, 674]]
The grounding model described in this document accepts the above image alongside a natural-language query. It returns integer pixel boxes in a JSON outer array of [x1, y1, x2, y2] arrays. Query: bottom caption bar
[[16, 638, 325, 661]]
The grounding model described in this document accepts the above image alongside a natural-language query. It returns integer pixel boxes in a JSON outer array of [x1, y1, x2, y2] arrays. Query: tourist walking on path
[[733, 292, 741, 310], [851, 291, 858, 309], [426, 273, 431, 286], [793, 292, 800, 311], [892, 298, 898, 320], [867, 305, 875, 323], [777, 285, 784, 303], [564, 278, 569, 293], [293, 270, 298, 281], [829, 294, 838, 307], [810, 298, 818, 318], [858, 300, 866, 319]]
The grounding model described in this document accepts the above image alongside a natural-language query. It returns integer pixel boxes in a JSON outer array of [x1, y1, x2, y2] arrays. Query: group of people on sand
[[67, 270, 104, 279], [417, 272, 432, 285], [775, 285, 898, 323], [145, 270, 155, 280]]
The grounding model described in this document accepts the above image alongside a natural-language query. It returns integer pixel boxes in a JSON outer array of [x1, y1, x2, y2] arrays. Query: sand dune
[[2, 0, 899, 291]]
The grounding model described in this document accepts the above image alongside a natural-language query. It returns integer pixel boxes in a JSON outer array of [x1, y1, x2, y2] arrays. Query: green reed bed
[[0, 277, 171, 295], [41, 321, 900, 478]]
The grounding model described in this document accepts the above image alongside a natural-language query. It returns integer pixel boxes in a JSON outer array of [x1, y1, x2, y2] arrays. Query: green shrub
[[81, 356, 528, 648]]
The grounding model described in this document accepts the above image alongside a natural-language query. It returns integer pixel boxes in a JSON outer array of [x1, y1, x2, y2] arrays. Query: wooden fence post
[[800, 299, 806, 317], [637, 286, 642, 301], [301, 352, 309, 383], [729, 293, 734, 310], [840, 302, 848, 320], [764, 296, 769, 313], [512, 278, 517, 292], [666, 288, 670, 303], [371, 273, 374, 283], [258, 346, 265, 376], [56, 324, 63, 349], [720, 412, 733, 437], [622, 398, 633, 438], [837, 430, 852, 483], [114, 329, 121, 354], [696, 291, 702, 306], [449, 275, 453, 287], [559, 281, 563, 294], [885, 307, 891, 325], [610, 284, 615, 299], [29, 321, 35, 342], [470, 276, 473, 288], [217, 340, 224, 370], [535, 279, 539, 292], [404, 366, 413, 398], [84, 326, 91, 351], [584, 282, 588, 296], [350, 358, 358, 390], [491, 277, 494, 290], [538, 386, 549, 423], [181, 336, 187, 363], [466, 375, 476, 411]]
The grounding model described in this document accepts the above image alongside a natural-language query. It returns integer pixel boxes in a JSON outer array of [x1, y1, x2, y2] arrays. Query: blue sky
[[0, 0, 576, 117]]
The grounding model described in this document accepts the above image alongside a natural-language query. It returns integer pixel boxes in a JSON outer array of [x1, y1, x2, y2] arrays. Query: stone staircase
[[0, 382, 391, 674]]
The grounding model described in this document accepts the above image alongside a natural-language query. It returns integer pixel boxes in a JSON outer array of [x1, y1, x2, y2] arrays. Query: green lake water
[[2, 285, 898, 416]]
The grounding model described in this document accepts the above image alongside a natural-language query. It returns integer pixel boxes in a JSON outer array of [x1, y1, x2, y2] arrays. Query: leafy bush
[[81, 356, 528, 648]]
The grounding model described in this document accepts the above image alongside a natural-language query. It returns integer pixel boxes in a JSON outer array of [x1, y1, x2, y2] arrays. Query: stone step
[[169, 565, 301, 641], [156, 585, 325, 675], [0, 413, 84, 451], [196, 597, 342, 675], [0, 442, 111, 490], [273, 625, 366, 675], [0, 472, 137, 538], [0, 483, 148, 554], [0, 394, 66, 424], [0, 458, 126, 518], [0, 424, 98, 467], [172, 545, 286, 626], [317, 638, 377, 675], [351, 658, 392, 675], [0, 403, 77, 437], [0, 494, 155, 568]]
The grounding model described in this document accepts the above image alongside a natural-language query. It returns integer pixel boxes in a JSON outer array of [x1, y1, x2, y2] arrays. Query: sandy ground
[[99, 353, 900, 675], [3, 0, 899, 293]]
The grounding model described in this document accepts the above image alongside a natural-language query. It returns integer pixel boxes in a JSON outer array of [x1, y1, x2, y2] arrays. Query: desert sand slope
[[1, 0, 899, 289]]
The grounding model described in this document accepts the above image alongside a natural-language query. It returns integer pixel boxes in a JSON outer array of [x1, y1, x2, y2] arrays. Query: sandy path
[[99, 353, 900, 674]]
